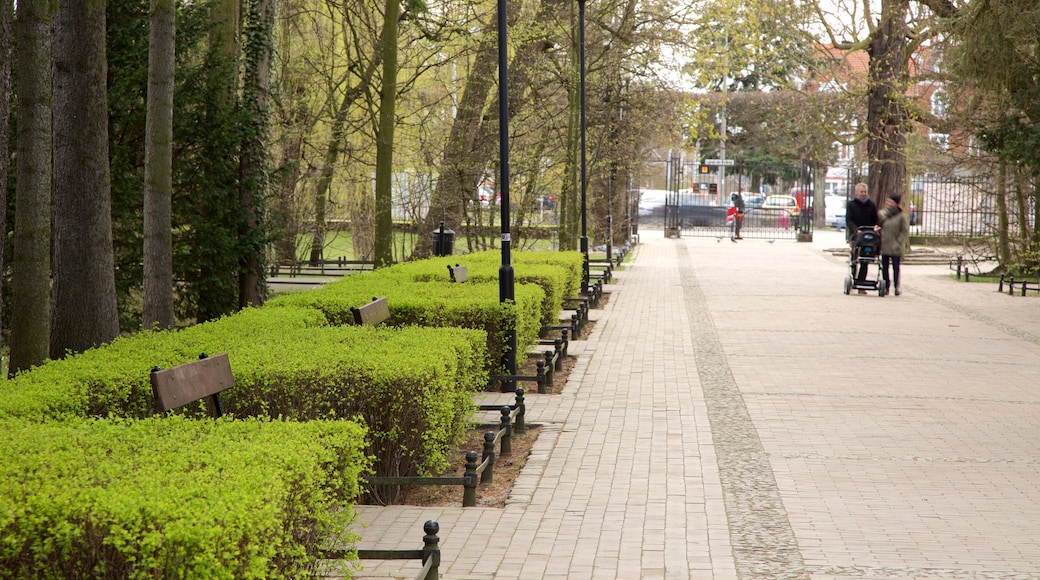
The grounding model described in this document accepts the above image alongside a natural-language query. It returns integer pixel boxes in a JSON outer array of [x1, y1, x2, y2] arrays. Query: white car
[[824, 195, 847, 227], [637, 189, 670, 217]]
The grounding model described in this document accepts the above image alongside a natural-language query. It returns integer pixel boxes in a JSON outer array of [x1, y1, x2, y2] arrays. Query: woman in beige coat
[[877, 195, 909, 296]]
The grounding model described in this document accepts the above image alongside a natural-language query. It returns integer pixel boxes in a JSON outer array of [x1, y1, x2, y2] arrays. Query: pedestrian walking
[[846, 183, 879, 293], [877, 194, 909, 296], [728, 192, 745, 241]]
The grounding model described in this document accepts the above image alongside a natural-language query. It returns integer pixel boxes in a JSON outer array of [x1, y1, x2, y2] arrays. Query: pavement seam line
[[677, 242, 810, 580]]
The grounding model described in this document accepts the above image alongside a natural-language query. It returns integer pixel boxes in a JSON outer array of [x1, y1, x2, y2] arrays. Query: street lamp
[[497, 0, 516, 392], [578, 0, 589, 295]]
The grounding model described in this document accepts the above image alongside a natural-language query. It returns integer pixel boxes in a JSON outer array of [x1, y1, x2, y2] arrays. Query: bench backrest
[[448, 264, 468, 283], [151, 353, 235, 416], [352, 296, 390, 326]]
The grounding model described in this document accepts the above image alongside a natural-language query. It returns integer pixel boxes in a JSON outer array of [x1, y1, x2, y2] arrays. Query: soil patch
[[396, 425, 541, 508]]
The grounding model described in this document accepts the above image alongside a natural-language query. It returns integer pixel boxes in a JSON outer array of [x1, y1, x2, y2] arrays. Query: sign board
[[703, 158, 736, 166]]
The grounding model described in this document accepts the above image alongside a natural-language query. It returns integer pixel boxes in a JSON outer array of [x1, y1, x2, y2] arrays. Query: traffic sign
[[703, 158, 735, 166]]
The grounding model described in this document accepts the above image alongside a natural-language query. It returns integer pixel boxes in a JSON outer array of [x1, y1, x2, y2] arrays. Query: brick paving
[[345, 229, 1040, 580]]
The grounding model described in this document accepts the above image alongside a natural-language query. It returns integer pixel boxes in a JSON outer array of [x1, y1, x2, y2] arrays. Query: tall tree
[[142, 0, 176, 330], [372, 0, 402, 267], [238, 0, 274, 306], [9, 0, 53, 374], [0, 0, 11, 356], [865, 0, 909, 205], [51, 0, 121, 357]]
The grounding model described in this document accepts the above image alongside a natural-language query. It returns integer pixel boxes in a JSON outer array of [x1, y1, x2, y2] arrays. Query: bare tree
[[9, 0, 53, 374], [142, 0, 176, 330], [51, 0, 120, 357]]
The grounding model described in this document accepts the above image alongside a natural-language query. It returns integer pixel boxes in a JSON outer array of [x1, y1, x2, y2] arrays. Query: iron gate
[[654, 156, 814, 240]]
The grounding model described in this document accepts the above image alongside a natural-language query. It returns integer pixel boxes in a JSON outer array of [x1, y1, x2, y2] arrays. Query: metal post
[[422, 521, 441, 580], [579, 0, 589, 295], [497, 0, 516, 392]]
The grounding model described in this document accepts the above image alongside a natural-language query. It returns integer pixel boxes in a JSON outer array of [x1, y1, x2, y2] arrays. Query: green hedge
[[386, 252, 578, 327], [0, 416, 369, 579], [0, 307, 329, 422], [270, 277, 544, 372], [0, 307, 486, 477]]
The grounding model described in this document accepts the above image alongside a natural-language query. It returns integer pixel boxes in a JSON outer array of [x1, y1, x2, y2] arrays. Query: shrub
[[269, 278, 544, 371], [0, 310, 486, 478], [388, 252, 578, 326], [0, 416, 369, 579], [0, 307, 329, 421]]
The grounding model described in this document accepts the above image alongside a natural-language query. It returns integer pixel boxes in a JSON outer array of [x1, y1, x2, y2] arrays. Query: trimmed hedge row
[[0, 307, 487, 478], [269, 276, 544, 372], [0, 250, 583, 578], [385, 251, 580, 327], [0, 416, 369, 579], [0, 306, 329, 422]]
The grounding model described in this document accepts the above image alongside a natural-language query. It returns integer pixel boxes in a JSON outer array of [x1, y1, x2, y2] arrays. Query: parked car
[[637, 189, 727, 227], [761, 195, 799, 215], [638, 189, 669, 217], [824, 195, 847, 227], [743, 193, 766, 209]]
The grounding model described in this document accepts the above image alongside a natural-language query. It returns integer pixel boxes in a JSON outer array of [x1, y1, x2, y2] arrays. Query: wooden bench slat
[[151, 354, 235, 413]]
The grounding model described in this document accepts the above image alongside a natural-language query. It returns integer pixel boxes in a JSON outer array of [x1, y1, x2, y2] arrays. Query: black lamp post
[[578, 0, 589, 295], [497, 0, 516, 392]]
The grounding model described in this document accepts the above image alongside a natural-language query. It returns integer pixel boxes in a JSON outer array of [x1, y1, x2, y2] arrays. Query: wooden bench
[[351, 296, 390, 326], [447, 264, 468, 283], [150, 353, 235, 417], [269, 259, 376, 278], [151, 354, 442, 575]]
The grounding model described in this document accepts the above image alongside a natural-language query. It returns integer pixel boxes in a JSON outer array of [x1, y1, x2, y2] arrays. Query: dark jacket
[[731, 194, 745, 213], [846, 197, 879, 238]]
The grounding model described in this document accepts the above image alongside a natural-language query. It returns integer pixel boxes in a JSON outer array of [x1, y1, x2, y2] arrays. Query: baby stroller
[[844, 226, 885, 296]]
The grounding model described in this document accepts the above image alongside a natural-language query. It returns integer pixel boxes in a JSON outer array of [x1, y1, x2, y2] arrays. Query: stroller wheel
[[843, 277, 852, 295]]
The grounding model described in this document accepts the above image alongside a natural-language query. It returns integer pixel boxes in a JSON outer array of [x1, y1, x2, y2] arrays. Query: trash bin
[[432, 222, 455, 256]]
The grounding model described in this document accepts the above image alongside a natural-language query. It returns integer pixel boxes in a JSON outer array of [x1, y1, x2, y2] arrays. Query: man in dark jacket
[[846, 183, 879, 291]]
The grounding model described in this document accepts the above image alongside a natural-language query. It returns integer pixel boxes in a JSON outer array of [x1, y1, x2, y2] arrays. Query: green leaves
[[0, 250, 585, 576], [0, 416, 369, 578], [403, 0, 428, 14]]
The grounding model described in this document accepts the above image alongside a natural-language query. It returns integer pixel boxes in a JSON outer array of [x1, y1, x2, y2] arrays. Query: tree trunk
[[865, 0, 908, 207], [412, 34, 499, 259], [412, 0, 555, 259], [10, 0, 53, 373], [51, 0, 121, 357], [995, 160, 1011, 267], [373, 0, 399, 267], [211, 0, 240, 80], [1014, 167, 1030, 243], [9, 0, 53, 375], [309, 80, 367, 265], [559, 0, 581, 251], [238, 0, 274, 308], [142, 0, 176, 330], [0, 0, 11, 355]]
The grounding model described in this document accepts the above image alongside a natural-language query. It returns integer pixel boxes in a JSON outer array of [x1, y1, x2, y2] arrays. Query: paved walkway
[[347, 229, 1040, 580]]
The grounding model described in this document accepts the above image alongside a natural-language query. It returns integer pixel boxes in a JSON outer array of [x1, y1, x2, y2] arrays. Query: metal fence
[[910, 176, 996, 237]]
